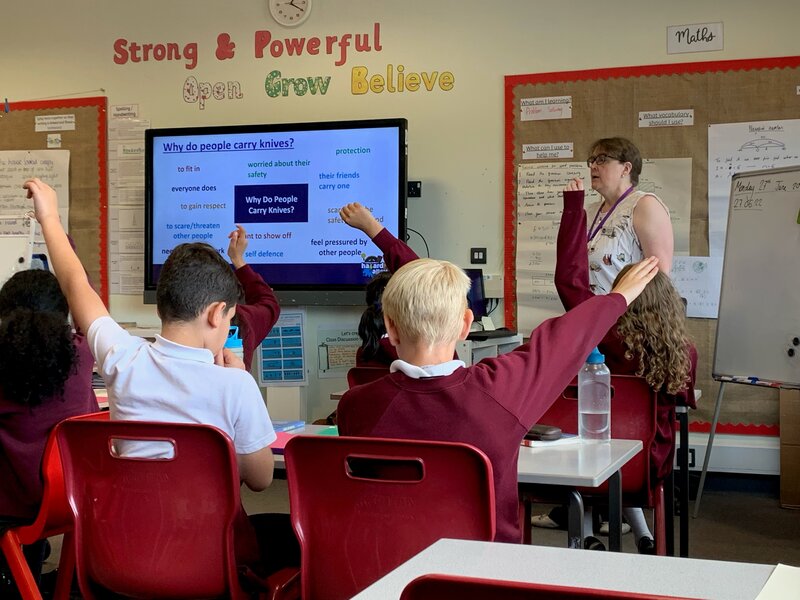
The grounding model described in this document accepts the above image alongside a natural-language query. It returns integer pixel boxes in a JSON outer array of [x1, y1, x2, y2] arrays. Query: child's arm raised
[[227, 224, 280, 369], [472, 257, 659, 428], [340, 202, 419, 272], [24, 178, 109, 333], [555, 178, 594, 310]]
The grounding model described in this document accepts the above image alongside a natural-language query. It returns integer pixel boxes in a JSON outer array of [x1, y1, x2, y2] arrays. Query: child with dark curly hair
[[0, 269, 98, 583]]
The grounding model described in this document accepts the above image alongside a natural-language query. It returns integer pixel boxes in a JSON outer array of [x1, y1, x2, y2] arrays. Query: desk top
[[272, 424, 334, 468], [517, 439, 642, 487], [352, 538, 774, 600], [273, 432, 641, 487]]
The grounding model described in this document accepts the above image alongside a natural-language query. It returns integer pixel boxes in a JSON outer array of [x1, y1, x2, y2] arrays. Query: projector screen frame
[[143, 118, 408, 306]]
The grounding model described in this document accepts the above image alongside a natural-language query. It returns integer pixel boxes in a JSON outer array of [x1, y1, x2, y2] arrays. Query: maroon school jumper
[[556, 189, 698, 481], [338, 288, 627, 543], [0, 334, 98, 520], [234, 264, 280, 371]]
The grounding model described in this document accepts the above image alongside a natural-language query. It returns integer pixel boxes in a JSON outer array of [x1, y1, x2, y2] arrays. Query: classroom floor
[[43, 473, 800, 591]]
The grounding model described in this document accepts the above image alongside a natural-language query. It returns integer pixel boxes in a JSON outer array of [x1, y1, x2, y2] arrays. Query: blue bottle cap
[[224, 325, 243, 349], [586, 347, 605, 364]]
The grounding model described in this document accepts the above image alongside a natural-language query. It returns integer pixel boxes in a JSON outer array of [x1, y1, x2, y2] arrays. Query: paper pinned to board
[[670, 256, 723, 319]]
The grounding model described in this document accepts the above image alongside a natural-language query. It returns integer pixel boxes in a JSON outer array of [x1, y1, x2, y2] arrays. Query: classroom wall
[[3, 0, 799, 420]]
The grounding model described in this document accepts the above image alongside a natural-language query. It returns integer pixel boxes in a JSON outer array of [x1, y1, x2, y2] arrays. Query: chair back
[[538, 375, 657, 504], [0, 411, 107, 600], [285, 435, 495, 600], [56, 419, 246, 600], [400, 574, 700, 600], [346, 366, 390, 388]]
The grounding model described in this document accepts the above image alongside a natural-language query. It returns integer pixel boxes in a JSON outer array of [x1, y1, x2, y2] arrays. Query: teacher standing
[[575, 137, 673, 294]]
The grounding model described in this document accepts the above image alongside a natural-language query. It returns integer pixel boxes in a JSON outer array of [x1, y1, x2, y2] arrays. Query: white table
[[517, 439, 642, 551], [352, 538, 775, 600]]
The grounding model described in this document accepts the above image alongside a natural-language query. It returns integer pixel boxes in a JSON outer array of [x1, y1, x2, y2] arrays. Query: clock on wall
[[268, 0, 312, 27]]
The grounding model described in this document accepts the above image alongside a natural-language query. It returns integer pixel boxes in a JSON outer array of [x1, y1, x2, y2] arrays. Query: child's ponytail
[[357, 271, 393, 362]]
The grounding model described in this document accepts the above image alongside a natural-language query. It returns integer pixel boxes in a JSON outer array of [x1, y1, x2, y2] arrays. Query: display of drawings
[[708, 118, 800, 257]]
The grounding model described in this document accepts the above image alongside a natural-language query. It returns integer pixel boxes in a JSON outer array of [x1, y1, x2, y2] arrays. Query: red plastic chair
[[346, 366, 390, 388], [400, 574, 700, 599], [0, 411, 107, 600], [56, 419, 298, 600], [525, 375, 667, 554], [284, 435, 496, 600]]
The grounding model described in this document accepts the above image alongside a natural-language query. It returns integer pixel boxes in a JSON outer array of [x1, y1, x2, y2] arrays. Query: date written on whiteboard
[[732, 194, 763, 210]]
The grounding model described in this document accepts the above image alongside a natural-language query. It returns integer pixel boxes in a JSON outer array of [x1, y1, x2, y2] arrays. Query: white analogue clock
[[268, 0, 312, 27]]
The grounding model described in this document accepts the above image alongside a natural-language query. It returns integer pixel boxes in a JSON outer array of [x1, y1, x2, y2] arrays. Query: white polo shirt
[[87, 316, 275, 456]]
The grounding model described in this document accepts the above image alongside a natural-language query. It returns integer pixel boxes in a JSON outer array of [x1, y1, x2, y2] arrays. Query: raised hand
[[23, 178, 60, 224], [610, 257, 659, 306], [227, 224, 248, 269], [564, 177, 584, 192], [339, 202, 383, 238]]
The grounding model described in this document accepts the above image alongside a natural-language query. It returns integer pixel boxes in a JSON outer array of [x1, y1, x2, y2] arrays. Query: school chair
[[284, 435, 496, 600], [399, 573, 701, 599], [346, 366, 390, 387], [523, 375, 668, 555], [56, 419, 299, 600], [0, 411, 107, 600]]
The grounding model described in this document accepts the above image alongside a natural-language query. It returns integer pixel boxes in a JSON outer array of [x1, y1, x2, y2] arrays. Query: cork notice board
[[0, 96, 108, 303], [504, 56, 800, 431]]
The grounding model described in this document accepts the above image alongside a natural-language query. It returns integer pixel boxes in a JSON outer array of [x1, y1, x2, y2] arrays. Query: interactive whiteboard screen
[[145, 119, 407, 305]]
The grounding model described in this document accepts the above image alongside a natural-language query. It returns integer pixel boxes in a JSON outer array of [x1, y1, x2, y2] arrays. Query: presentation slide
[[149, 125, 402, 286]]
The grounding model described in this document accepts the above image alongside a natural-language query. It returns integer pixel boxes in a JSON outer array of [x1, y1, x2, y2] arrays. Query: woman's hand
[[610, 257, 659, 306], [564, 177, 584, 192]]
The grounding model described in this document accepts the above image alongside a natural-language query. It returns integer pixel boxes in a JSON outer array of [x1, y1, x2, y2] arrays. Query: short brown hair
[[590, 137, 642, 186], [156, 243, 243, 323]]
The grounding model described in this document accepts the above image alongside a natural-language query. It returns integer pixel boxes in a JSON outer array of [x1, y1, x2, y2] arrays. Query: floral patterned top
[[586, 189, 669, 294]]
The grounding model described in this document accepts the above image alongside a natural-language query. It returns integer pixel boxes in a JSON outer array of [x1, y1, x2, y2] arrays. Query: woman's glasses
[[587, 153, 620, 167]]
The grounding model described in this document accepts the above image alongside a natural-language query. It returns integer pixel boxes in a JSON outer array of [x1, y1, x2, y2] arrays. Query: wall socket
[[483, 273, 504, 298], [470, 247, 487, 264]]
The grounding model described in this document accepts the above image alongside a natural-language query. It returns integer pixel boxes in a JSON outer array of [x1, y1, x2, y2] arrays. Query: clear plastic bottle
[[578, 347, 611, 443]]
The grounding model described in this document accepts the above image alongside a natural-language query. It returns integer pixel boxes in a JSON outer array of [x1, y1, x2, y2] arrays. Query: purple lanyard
[[587, 185, 635, 243]]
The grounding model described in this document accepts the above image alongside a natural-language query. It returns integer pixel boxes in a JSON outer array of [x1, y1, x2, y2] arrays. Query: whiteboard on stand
[[713, 166, 800, 387]]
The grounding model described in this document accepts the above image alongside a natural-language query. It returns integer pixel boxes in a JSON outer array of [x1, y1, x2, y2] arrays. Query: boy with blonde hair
[[337, 203, 658, 543]]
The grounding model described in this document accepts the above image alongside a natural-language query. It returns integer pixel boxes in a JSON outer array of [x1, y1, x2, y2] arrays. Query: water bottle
[[224, 325, 244, 362], [578, 347, 611, 443]]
